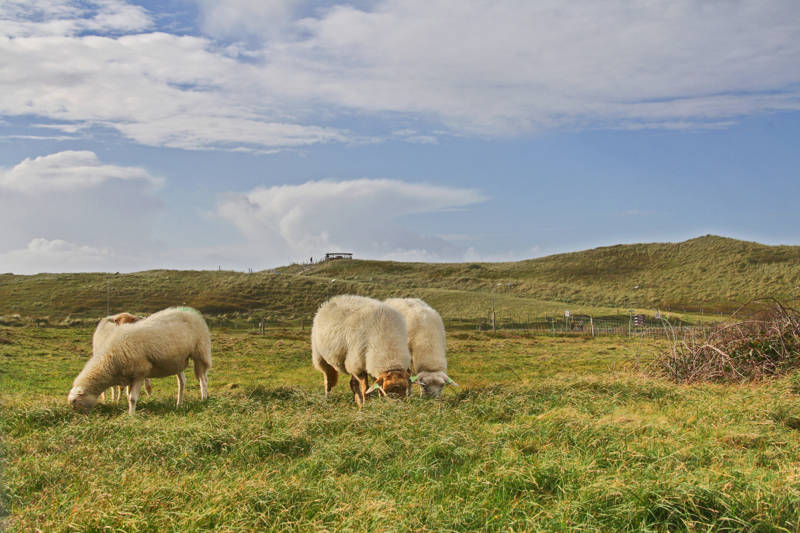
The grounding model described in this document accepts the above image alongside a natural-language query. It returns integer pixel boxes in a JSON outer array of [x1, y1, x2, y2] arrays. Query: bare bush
[[656, 300, 800, 383]]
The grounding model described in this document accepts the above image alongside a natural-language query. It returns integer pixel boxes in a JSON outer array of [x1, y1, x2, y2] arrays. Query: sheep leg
[[318, 359, 338, 397], [193, 361, 208, 400], [176, 371, 186, 406], [349, 376, 364, 407], [349, 373, 369, 408], [358, 374, 370, 404], [127, 378, 145, 415], [144, 378, 152, 397]]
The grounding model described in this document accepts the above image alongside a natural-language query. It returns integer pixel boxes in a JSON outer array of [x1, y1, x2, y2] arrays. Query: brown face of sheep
[[370, 369, 411, 398], [68, 386, 99, 413]]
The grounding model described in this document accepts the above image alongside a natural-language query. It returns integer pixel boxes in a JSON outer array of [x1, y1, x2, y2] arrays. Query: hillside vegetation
[[0, 235, 796, 324], [292, 235, 800, 313]]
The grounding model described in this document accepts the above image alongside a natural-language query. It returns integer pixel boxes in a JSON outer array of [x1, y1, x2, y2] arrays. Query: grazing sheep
[[384, 298, 457, 398], [312, 295, 411, 407], [92, 313, 152, 402], [69, 307, 211, 414]]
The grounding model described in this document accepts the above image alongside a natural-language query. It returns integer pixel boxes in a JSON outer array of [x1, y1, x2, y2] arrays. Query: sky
[[1, 0, 799, 274]]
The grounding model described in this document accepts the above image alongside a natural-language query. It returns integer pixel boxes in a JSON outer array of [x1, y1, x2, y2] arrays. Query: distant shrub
[[657, 300, 800, 383], [0, 314, 23, 326], [59, 315, 89, 327]]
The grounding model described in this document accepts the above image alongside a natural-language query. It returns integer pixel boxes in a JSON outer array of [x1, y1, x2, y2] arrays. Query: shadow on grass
[[770, 405, 800, 431], [3, 405, 77, 436]]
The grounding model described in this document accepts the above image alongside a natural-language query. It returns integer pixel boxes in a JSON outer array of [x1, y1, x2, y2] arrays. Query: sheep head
[[111, 312, 141, 325], [411, 370, 457, 398], [68, 386, 99, 413], [368, 369, 411, 398]]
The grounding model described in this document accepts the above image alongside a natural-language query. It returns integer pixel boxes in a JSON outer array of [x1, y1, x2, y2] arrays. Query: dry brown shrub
[[656, 299, 800, 383]]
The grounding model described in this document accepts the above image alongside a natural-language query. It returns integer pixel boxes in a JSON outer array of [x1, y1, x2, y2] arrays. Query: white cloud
[[0, 238, 112, 274], [392, 129, 438, 145], [0, 151, 164, 259], [252, 0, 800, 134], [217, 179, 487, 261], [0, 0, 152, 37], [2, 1, 800, 151], [115, 114, 348, 151], [0, 150, 160, 193], [0, 28, 350, 151], [194, 0, 298, 41]]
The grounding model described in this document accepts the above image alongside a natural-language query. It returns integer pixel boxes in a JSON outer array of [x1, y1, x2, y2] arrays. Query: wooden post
[[590, 315, 594, 337]]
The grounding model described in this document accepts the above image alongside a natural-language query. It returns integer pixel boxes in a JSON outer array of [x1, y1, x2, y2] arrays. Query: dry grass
[[657, 300, 800, 383]]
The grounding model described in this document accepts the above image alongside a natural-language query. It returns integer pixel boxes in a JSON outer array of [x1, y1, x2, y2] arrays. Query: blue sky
[[1, 1, 799, 273]]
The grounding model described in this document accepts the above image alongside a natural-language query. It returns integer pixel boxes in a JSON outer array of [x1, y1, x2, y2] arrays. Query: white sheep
[[384, 298, 457, 398], [69, 306, 211, 414], [311, 294, 412, 407], [92, 312, 152, 402]]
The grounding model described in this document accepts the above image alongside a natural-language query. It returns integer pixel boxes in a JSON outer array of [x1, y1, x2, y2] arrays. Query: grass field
[[3, 324, 800, 531]]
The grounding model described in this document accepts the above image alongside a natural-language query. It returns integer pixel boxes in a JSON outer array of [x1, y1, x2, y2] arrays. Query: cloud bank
[[0, 151, 163, 271], [1, 1, 799, 151], [0, 151, 493, 271], [0, 150, 161, 193], [217, 179, 487, 262]]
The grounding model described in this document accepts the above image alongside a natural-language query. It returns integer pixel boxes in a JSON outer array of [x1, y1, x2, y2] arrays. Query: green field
[[3, 324, 800, 531]]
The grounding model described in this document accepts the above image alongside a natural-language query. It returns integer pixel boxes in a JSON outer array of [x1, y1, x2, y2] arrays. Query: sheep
[[384, 298, 457, 398], [311, 294, 412, 407], [92, 313, 152, 403], [69, 306, 211, 414]]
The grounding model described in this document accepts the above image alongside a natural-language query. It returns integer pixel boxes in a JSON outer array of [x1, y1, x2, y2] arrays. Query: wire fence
[[440, 315, 713, 339], [235, 313, 713, 339]]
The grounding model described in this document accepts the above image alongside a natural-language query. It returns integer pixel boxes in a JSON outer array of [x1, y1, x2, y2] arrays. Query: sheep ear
[[114, 313, 141, 325], [445, 376, 458, 386], [365, 383, 381, 394], [409, 375, 419, 383]]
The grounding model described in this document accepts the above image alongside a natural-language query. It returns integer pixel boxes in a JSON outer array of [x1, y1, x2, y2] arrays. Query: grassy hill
[[287, 235, 800, 313], [0, 235, 796, 324]]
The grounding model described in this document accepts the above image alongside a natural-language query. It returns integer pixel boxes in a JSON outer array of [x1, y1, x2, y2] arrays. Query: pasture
[[3, 324, 800, 531]]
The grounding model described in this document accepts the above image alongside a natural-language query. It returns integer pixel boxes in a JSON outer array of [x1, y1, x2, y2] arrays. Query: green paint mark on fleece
[[174, 306, 202, 315]]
